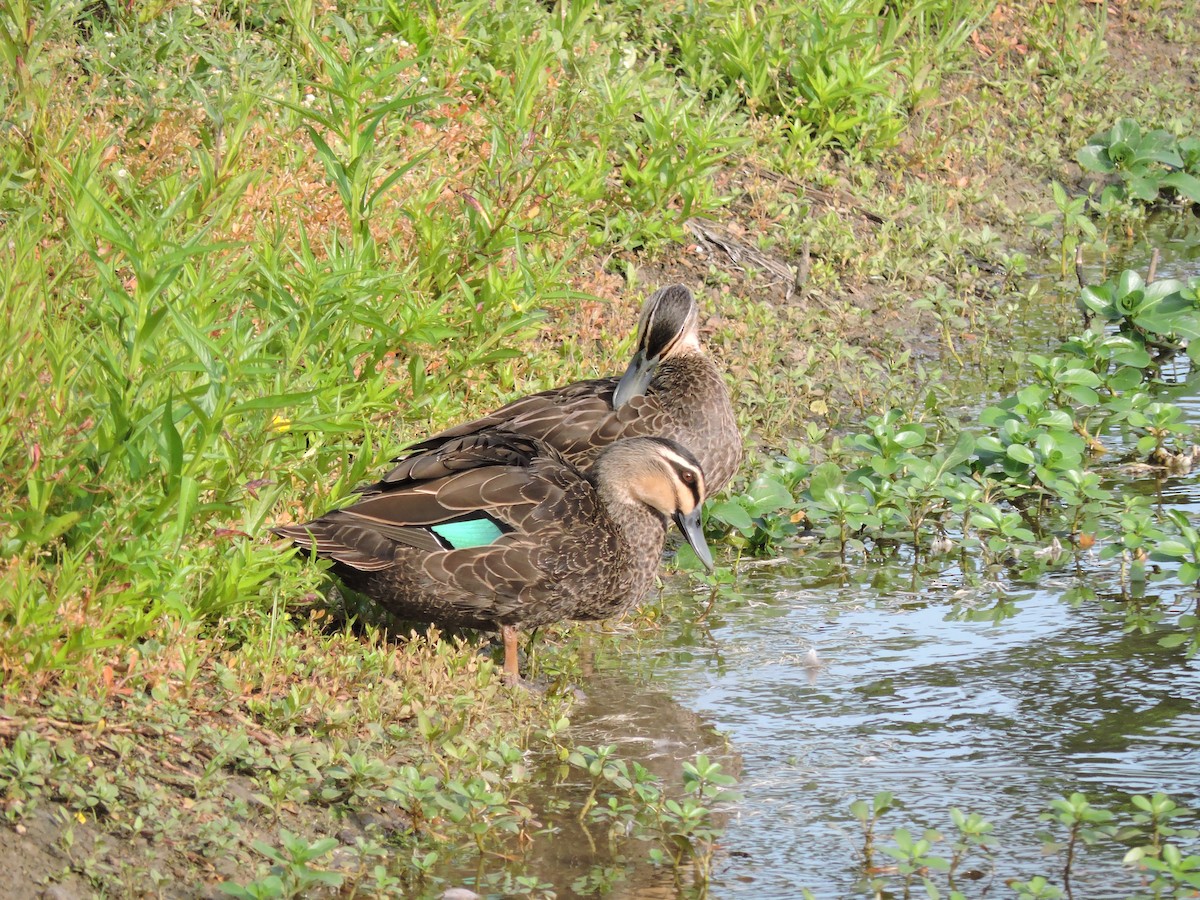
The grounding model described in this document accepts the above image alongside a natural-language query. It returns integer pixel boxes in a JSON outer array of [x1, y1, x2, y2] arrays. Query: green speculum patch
[[430, 514, 509, 549]]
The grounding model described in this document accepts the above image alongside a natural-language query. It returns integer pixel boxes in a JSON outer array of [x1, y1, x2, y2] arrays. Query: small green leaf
[[1006, 444, 1036, 465], [1127, 174, 1161, 202], [746, 475, 794, 514], [1076, 145, 1113, 173], [1152, 540, 1191, 559], [1161, 170, 1200, 204], [942, 431, 976, 471], [1063, 384, 1100, 406], [1079, 286, 1115, 316], [1178, 561, 1200, 584], [808, 461, 844, 502], [894, 425, 928, 448], [162, 394, 184, 480], [1060, 368, 1102, 386], [227, 392, 319, 415], [175, 475, 200, 540], [709, 500, 754, 532], [1107, 367, 1144, 391], [38, 511, 84, 546]]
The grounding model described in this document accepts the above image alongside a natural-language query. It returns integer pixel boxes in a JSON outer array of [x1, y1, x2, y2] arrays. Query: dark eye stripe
[[644, 313, 680, 359], [639, 285, 694, 359], [642, 438, 704, 505], [676, 464, 702, 506]]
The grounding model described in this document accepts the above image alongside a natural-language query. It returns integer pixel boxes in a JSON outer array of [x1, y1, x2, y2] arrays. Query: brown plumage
[[396, 284, 742, 498], [272, 433, 713, 680]]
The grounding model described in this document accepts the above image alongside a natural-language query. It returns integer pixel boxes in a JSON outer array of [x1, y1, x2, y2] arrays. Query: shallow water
[[583, 555, 1200, 897]]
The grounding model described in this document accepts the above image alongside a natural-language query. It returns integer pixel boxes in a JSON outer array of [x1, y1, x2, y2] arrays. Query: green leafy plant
[[1077, 119, 1200, 206], [1039, 793, 1116, 896], [1078, 271, 1200, 364], [283, 18, 441, 260], [656, 754, 741, 882], [1031, 181, 1099, 277], [805, 461, 879, 557], [222, 831, 344, 898], [707, 468, 800, 554], [850, 791, 899, 892], [1152, 510, 1200, 593], [669, 0, 913, 157]]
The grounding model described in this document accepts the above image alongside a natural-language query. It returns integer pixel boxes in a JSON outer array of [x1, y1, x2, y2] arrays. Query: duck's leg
[[501, 625, 520, 683]]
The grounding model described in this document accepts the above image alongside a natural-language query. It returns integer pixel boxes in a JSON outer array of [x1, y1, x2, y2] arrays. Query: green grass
[[2, 0, 1200, 894]]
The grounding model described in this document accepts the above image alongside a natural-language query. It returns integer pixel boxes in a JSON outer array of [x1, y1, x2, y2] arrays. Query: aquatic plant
[[843, 789, 1200, 899], [1078, 270, 1200, 365], [1077, 119, 1200, 207], [712, 256, 1200, 656]]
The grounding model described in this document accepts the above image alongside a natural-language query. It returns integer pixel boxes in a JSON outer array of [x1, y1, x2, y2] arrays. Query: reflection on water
[[591, 562, 1200, 896], [488, 674, 738, 900], [1090, 210, 1200, 282]]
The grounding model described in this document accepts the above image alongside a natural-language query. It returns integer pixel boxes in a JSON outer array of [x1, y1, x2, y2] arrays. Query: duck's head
[[613, 284, 701, 408], [597, 437, 713, 572]]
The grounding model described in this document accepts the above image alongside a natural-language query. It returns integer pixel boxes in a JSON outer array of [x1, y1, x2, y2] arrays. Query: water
[[569, 213, 1200, 897], [583, 561, 1200, 896]]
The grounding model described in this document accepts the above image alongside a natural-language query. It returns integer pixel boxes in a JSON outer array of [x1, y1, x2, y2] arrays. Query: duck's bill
[[613, 349, 657, 409], [675, 506, 715, 573]]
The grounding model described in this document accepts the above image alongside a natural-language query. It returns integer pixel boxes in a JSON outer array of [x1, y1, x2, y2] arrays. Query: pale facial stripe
[[654, 445, 704, 512]]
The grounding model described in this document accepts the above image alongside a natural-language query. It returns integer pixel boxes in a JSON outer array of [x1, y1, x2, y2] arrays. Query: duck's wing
[[273, 432, 573, 571], [395, 379, 673, 468], [402, 378, 616, 452]]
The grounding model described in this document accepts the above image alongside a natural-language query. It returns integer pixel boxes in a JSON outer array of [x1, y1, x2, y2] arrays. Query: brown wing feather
[[376, 431, 544, 487], [390, 385, 675, 476], [403, 378, 620, 451], [272, 520, 402, 570], [274, 432, 576, 573]]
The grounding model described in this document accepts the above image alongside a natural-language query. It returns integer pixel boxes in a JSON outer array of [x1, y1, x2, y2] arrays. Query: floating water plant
[[1077, 119, 1200, 206]]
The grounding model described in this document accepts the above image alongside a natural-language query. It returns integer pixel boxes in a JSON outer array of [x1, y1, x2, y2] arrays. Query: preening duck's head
[[613, 284, 701, 408]]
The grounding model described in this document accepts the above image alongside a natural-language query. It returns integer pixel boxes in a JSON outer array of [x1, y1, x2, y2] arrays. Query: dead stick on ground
[[794, 239, 811, 297]]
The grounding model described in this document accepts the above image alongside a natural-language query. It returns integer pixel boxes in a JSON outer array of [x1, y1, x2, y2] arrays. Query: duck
[[273, 432, 713, 681], [396, 284, 742, 499]]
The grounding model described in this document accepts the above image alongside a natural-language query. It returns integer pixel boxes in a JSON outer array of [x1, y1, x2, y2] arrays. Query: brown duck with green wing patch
[[273, 433, 713, 681]]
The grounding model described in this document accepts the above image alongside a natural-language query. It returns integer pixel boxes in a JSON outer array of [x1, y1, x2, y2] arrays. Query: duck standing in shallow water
[[273, 433, 713, 681], [397, 284, 743, 498]]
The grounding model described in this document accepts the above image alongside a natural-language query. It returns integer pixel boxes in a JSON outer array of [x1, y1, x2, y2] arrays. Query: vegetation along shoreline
[[2, 0, 1199, 896]]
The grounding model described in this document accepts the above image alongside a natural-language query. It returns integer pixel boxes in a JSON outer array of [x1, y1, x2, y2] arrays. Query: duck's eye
[[680, 470, 696, 485]]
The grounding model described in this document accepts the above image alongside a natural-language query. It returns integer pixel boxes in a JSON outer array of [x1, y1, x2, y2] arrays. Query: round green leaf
[[1107, 366, 1144, 391], [1063, 384, 1100, 406], [975, 435, 1005, 455], [1006, 444, 1036, 465], [1076, 145, 1114, 173], [1151, 540, 1190, 559], [894, 425, 928, 448]]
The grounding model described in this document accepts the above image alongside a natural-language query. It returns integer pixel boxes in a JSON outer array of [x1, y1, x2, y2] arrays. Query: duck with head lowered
[[397, 283, 742, 499], [273, 432, 713, 681]]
